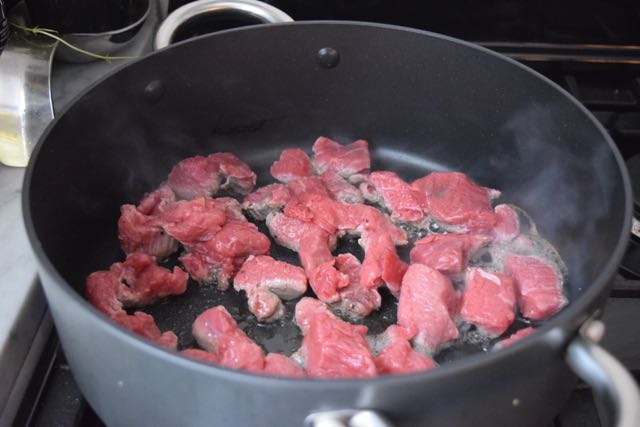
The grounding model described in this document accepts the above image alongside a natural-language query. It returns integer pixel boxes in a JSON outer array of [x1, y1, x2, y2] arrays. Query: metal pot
[[23, 22, 637, 427], [24, 0, 151, 63], [154, 0, 293, 49]]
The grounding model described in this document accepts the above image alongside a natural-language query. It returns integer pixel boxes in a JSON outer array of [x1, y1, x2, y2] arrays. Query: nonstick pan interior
[[26, 22, 629, 367], [132, 147, 532, 364]]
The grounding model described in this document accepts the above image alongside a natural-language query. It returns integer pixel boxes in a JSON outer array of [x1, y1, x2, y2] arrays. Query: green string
[[9, 21, 135, 62]]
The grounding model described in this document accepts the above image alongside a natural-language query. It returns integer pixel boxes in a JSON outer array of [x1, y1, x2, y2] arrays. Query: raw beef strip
[[460, 268, 516, 336], [494, 327, 535, 349], [281, 184, 406, 244], [270, 148, 313, 183], [234, 255, 307, 322], [208, 152, 257, 195], [181, 348, 220, 364], [410, 233, 491, 276], [192, 306, 265, 372], [242, 184, 292, 220], [137, 184, 176, 216], [167, 155, 221, 200], [160, 197, 227, 245], [294, 298, 377, 378], [114, 252, 188, 307], [362, 171, 428, 223], [504, 254, 566, 320], [213, 197, 247, 221], [493, 204, 520, 241], [118, 205, 178, 258], [312, 137, 370, 183], [112, 311, 178, 350], [180, 220, 271, 289], [263, 353, 305, 377], [397, 264, 460, 354], [85, 252, 188, 313], [289, 199, 409, 293], [296, 227, 346, 303], [85, 254, 183, 351], [266, 211, 336, 254], [321, 171, 364, 204], [332, 253, 381, 318], [412, 172, 500, 232], [283, 195, 344, 237], [339, 203, 408, 245], [287, 176, 332, 199], [266, 212, 347, 303], [359, 232, 408, 294], [282, 197, 408, 294], [374, 325, 436, 374]]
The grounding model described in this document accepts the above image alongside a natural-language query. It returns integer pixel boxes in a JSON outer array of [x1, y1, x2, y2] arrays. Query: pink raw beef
[[320, 171, 364, 204], [266, 212, 347, 303], [283, 196, 341, 236], [213, 197, 247, 221], [242, 183, 292, 220], [294, 298, 377, 378], [181, 348, 220, 364], [263, 353, 306, 377], [208, 152, 257, 195], [359, 231, 408, 294], [85, 252, 188, 312], [160, 197, 227, 245], [167, 155, 221, 200], [180, 220, 271, 289], [85, 253, 186, 349], [504, 254, 567, 320], [410, 233, 490, 276], [270, 148, 313, 183], [333, 253, 381, 318], [397, 264, 460, 354], [287, 176, 332, 200], [338, 203, 408, 245], [118, 205, 178, 258], [375, 325, 436, 374], [412, 172, 499, 232], [275, 189, 408, 295], [167, 152, 256, 200], [460, 267, 516, 336], [362, 171, 428, 223], [119, 185, 178, 258], [493, 204, 520, 241], [192, 306, 265, 372], [112, 311, 178, 350], [312, 137, 370, 183], [137, 184, 176, 216], [494, 327, 535, 349], [234, 255, 308, 322], [288, 197, 408, 293]]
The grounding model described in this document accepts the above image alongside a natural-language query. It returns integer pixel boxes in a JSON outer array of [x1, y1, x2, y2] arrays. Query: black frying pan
[[23, 22, 636, 427]]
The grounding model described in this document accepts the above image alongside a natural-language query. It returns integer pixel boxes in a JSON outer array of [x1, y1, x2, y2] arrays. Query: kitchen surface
[[1, 0, 640, 426]]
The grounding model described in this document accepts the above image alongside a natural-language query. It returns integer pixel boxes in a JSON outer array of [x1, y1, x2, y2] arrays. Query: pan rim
[[22, 20, 633, 388]]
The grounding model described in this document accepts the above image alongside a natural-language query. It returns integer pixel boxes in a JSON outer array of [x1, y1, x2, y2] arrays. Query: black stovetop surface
[[12, 1, 640, 426]]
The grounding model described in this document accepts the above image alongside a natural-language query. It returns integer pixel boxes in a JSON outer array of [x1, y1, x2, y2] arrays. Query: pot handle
[[305, 409, 393, 427], [154, 0, 293, 50], [566, 319, 640, 427]]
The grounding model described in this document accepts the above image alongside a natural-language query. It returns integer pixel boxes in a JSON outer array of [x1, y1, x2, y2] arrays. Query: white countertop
[[0, 164, 47, 424], [0, 166, 37, 349]]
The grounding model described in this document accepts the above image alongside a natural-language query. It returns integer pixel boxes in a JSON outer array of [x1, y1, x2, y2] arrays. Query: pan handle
[[566, 319, 640, 427], [305, 409, 393, 427], [154, 0, 293, 50]]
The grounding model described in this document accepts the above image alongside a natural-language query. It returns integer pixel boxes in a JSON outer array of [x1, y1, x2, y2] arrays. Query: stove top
[[5, 1, 640, 426]]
